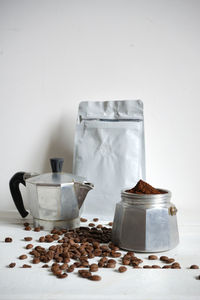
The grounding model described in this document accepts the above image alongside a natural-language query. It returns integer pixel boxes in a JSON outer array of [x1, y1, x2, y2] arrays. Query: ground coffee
[[126, 179, 166, 194]]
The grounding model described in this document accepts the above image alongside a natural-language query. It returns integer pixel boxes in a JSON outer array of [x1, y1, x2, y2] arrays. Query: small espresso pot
[[9, 158, 93, 230], [112, 188, 179, 252]]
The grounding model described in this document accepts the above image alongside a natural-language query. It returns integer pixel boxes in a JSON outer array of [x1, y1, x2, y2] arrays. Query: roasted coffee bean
[[152, 265, 161, 268], [96, 224, 103, 229], [106, 262, 116, 268], [160, 256, 168, 262], [108, 222, 113, 226], [190, 265, 199, 269], [162, 265, 171, 269], [165, 258, 175, 264], [98, 262, 104, 268], [93, 218, 99, 222], [24, 237, 32, 241], [9, 262, 16, 268], [148, 255, 158, 260], [42, 264, 49, 268], [79, 270, 92, 278], [90, 264, 98, 272], [39, 236, 45, 242], [80, 218, 87, 222], [24, 226, 31, 231], [52, 234, 59, 240], [111, 251, 121, 258], [32, 258, 40, 264], [143, 265, 152, 268], [60, 263, 68, 270], [67, 265, 75, 273], [19, 255, 27, 260], [5, 237, 12, 242], [57, 273, 68, 278], [89, 275, 101, 281], [133, 265, 142, 269], [122, 259, 130, 265], [34, 227, 41, 232], [171, 262, 180, 268], [88, 223, 95, 227], [118, 266, 127, 273], [26, 244, 33, 249], [22, 264, 32, 268]]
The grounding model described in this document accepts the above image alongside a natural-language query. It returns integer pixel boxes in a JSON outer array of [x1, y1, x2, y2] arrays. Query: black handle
[[50, 158, 64, 173], [9, 172, 29, 218]]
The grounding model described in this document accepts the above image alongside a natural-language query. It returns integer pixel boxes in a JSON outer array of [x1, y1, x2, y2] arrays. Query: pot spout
[[76, 182, 94, 209]]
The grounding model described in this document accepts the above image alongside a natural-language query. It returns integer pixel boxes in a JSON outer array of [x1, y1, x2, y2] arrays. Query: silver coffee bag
[[73, 100, 145, 217]]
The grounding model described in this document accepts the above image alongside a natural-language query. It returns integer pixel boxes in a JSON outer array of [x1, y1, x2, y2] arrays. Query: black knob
[[50, 158, 64, 173]]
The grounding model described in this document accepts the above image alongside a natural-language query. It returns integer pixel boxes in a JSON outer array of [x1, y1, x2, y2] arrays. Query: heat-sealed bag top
[[73, 100, 145, 217]]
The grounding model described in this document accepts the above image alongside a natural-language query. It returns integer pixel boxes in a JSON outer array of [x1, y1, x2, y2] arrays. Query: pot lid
[[26, 158, 86, 186]]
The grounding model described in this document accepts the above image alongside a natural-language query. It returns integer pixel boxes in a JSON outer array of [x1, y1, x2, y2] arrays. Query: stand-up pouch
[[73, 100, 145, 217]]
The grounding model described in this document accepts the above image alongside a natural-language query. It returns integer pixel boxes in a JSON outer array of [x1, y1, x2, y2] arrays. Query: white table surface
[[0, 211, 200, 300]]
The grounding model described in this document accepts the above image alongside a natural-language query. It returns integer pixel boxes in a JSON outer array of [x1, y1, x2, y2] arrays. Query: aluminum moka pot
[[9, 158, 94, 230], [112, 188, 179, 252]]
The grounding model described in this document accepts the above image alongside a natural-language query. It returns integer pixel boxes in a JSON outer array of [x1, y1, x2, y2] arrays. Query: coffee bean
[[108, 222, 113, 226], [152, 265, 161, 268], [162, 265, 171, 269], [160, 256, 168, 262], [19, 255, 27, 260], [80, 218, 87, 222], [22, 264, 32, 268], [9, 262, 16, 268], [24, 237, 32, 241], [143, 265, 152, 268], [133, 265, 141, 269], [5, 237, 12, 243], [60, 263, 68, 270], [24, 226, 31, 231], [32, 258, 40, 264], [42, 264, 49, 268], [57, 273, 68, 278], [148, 255, 158, 260], [118, 266, 127, 273], [34, 227, 40, 232], [24, 222, 29, 227], [122, 259, 130, 265], [106, 262, 116, 268], [171, 262, 180, 268], [88, 223, 95, 227], [190, 265, 199, 269], [89, 275, 101, 281], [96, 224, 103, 229], [165, 258, 175, 264], [79, 270, 92, 278], [93, 218, 99, 222], [39, 236, 45, 242], [90, 264, 98, 272], [67, 265, 75, 273], [26, 244, 33, 249]]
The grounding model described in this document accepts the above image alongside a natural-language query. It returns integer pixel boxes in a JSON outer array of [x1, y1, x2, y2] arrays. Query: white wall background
[[0, 0, 200, 221]]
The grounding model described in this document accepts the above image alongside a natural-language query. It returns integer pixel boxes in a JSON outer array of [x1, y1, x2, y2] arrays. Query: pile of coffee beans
[[4, 219, 200, 281]]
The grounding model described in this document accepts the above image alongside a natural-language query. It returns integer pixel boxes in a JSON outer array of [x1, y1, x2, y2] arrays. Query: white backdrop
[[0, 0, 200, 222]]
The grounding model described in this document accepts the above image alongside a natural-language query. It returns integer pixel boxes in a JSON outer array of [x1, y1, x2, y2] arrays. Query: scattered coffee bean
[[143, 265, 152, 268], [148, 255, 158, 260], [80, 218, 87, 222], [5, 237, 12, 243], [42, 264, 49, 268], [89, 275, 101, 281], [160, 256, 168, 262], [165, 258, 175, 264], [88, 223, 95, 227], [108, 222, 113, 226], [67, 265, 75, 273], [93, 218, 99, 222], [96, 224, 103, 229], [19, 255, 27, 260], [79, 270, 92, 278], [171, 262, 180, 268], [32, 258, 40, 264], [24, 222, 29, 227], [90, 264, 98, 272], [24, 226, 31, 231], [152, 265, 161, 268], [162, 265, 171, 269], [26, 244, 33, 249], [39, 236, 45, 242], [22, 264, 32, 268], [8, 262, 16, 268], [118, 266, 127, 273], [34, 227, 41, 232], [24, 237, 32, 241], [190, 265, 199, 269], [57, 273, 68, 279]]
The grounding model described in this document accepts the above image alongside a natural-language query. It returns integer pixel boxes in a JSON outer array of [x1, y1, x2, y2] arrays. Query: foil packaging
[[73, 100, 145, 217]]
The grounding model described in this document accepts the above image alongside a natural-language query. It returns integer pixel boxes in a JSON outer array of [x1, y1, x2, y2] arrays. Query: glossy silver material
[[112, 189, 179, 252], [24, 172, 93, 230]]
